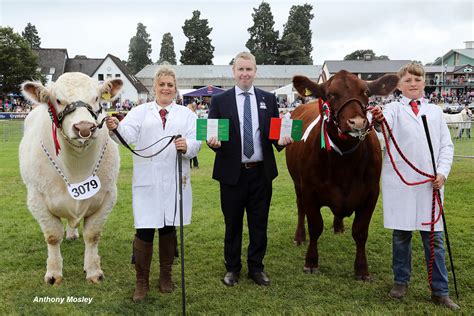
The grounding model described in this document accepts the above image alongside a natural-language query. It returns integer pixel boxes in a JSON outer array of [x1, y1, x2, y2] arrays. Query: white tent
[[271, 84, 298, 103]]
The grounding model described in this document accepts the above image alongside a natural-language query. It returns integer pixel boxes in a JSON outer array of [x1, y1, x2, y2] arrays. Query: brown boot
[[431, 295, 460, 310], [159, 232, 176, 293], [388, 283, 408, 299], [132, 237, 153, 302]]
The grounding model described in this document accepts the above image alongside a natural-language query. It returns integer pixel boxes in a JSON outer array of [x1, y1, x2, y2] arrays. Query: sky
[[1, 0, 473, 66]]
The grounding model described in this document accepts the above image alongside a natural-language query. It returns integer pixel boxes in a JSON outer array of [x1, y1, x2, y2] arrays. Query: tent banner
[[269, 118, 302, 141], [196, 118, 229, 141]]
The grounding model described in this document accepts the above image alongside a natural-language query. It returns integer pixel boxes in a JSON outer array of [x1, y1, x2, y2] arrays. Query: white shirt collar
[[235, 85, 255, 96]]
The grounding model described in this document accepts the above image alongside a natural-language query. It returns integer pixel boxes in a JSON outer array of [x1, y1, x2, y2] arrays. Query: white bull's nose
[[73, 121, 96, 139]]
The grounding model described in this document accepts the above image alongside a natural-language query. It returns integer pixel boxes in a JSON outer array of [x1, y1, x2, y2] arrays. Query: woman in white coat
[[372, 62, 458, 310], [106, 66, 201, 302]]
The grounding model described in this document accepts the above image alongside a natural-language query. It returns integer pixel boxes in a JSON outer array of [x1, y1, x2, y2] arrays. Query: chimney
[[464, 41, 474, 49], [363, 53, 374, 61]]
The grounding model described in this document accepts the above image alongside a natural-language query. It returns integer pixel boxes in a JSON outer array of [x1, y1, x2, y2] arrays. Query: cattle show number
[[67, 175, 102, 200]]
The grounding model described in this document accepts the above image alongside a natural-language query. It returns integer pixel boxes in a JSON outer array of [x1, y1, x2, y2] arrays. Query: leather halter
[[56, 101, 102, 126], [331, 97, 368, 126], [326, 97, 371, 141]]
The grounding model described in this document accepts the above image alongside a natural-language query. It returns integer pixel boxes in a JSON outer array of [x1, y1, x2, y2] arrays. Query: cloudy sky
[[1, 0, 472, 66]]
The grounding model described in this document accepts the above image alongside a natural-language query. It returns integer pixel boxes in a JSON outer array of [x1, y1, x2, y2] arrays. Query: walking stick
[[176, 135, 187, 314], [421, 115, 459, 299]]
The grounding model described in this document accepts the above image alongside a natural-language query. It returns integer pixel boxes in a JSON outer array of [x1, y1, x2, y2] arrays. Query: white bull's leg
[[66, 223, 79, 240], [27, 192, 64, 285], [82, 194, 114, 283]]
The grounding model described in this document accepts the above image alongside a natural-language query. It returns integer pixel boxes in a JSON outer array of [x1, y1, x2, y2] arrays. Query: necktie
[[242, 92, 254, 159], [409, 100, 419, 116], [159, 108, 167, 128]]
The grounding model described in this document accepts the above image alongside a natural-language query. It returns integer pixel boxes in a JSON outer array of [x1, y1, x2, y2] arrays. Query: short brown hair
[[398, 62, 425, 78], [232, 51, 257, 69]]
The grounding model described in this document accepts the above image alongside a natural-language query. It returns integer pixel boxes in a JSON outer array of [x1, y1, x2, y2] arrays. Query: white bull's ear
[[21, 81, 50, 105], [100, 79, 123, 101]]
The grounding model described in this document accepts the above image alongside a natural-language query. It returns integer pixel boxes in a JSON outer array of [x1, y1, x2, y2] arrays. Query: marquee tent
[[183, 85, 225, 97]]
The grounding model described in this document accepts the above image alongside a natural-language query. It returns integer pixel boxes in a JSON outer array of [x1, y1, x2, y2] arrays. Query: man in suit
[[207, 52, 292, 286]]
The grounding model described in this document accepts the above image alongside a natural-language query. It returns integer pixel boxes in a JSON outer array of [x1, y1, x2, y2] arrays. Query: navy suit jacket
[[208, 87, 282, 186]]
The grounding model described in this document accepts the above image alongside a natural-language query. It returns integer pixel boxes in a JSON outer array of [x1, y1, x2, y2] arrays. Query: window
[[49, 67, 55, 74], [115, 74, 121, 78], [98, 74, 104, 81], [106, 74, 112, 79]]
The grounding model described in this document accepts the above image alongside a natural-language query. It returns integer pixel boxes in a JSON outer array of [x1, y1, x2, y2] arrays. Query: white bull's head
[[22, 72, 123, 145]]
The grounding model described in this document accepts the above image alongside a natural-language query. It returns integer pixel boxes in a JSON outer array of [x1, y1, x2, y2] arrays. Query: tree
[[21, 22, 41, 49], [280, 4, 314, 64], [276, 33, 311, 65], [180, 10, 214, 65], [157, 32, 177, 65], [246, 2, 279, 65], [127, 23, 152, 74], [0, 27, 43, 97], [344, 49, 391, 60]]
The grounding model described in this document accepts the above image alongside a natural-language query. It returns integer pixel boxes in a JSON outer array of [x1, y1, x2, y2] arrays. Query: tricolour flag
[[269, 118, 303, 141], [196, 119, 229, 141]]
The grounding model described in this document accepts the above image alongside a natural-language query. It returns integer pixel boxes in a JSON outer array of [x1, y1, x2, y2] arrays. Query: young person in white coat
[[371, 62, 458, 310], [106, 66, 201, 302]]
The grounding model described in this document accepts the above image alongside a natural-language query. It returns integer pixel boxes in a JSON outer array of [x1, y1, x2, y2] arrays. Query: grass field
[[0, 120, 473, 315]]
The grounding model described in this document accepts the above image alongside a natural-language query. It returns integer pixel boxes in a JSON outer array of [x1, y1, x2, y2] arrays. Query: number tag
[[67, 175, 101, 200]]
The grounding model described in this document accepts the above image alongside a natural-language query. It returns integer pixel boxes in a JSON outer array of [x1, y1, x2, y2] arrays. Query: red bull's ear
[[293, 75, 325, 99], [21, 81, 50, 104], [367, 74, 399, 96]]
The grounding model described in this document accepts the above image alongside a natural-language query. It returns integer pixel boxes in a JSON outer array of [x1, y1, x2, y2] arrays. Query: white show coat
[[459, 107, 472, 129], [381, 96, 453, 231], [113, 101, 201, 228]]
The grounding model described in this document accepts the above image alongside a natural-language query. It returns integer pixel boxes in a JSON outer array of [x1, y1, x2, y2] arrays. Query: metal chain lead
[[41, 138, 109, 186], [41, 141, 70, 186]]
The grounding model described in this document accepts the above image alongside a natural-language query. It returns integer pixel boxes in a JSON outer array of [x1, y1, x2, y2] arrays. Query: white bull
[[20, 72, 122, 285]]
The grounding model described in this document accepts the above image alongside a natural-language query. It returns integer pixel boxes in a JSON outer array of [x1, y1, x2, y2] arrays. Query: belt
[[241, 162, 262, 169]]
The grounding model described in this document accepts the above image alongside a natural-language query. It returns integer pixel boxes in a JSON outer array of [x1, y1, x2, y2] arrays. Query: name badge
[[67, 175, 101, 200]]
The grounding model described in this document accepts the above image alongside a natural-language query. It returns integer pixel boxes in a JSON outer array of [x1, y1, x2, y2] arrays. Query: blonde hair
[[153, 65, 178, 91], [398, 62, 425, 78], [232, 51, 257, 69]]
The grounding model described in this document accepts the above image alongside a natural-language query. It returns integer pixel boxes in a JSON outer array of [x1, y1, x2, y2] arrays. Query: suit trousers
[[220, 164, 272, 274]]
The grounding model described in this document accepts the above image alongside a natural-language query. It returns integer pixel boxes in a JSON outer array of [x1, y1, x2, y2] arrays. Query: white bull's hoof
[[44, 273, 63, 285], [66, 227, 79, 240], [86, 270, 104, 283]]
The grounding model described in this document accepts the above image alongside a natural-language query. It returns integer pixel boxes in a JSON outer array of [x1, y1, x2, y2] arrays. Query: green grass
[[0, 120, 473, 315]]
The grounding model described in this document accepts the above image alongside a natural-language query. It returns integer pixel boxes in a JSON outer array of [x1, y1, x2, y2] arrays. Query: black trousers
[[136, 226, 175, 242], [220, 165, 272, 274]]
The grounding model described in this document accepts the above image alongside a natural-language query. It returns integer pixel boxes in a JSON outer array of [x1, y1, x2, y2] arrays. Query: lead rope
[[379, 118, 442, 290]]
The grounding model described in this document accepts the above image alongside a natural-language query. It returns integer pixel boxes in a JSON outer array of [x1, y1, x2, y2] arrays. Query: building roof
[[324, 60, 412, 74], [64, 56, 103, 76], [136, 65, 321, 80], [96, 54, 148, 93], [432, 49, 474, 65], [34, 48, 68, 81], [423, 65, 456, 73]]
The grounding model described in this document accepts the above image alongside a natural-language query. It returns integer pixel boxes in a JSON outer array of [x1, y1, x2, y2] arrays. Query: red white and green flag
[[269, 118, 303, 141], [196, 119, 229, 141]]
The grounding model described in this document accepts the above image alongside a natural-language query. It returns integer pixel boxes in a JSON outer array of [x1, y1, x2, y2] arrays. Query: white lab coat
[[459, 107, 472, 129], [113, 101, 201, 228], [381, 96, 453, 231]]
